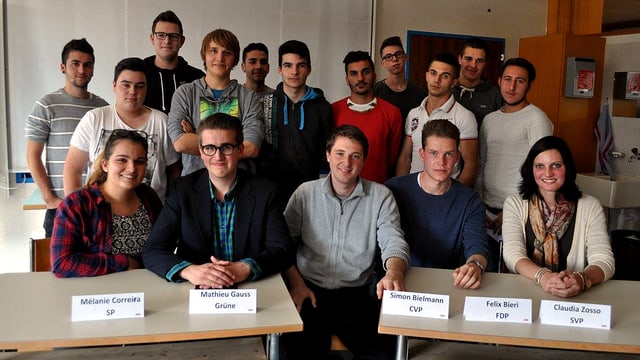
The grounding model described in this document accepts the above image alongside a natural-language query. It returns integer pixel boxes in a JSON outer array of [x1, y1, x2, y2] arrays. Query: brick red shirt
[[332, 97, 403, 183]]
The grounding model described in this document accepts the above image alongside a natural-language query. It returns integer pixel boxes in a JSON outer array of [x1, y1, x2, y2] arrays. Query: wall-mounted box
[[614, 72, 640, 100], [565, 57, 595, 98]]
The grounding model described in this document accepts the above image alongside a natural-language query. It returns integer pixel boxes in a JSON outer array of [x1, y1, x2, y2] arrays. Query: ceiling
[[602, 0, 640, 32]]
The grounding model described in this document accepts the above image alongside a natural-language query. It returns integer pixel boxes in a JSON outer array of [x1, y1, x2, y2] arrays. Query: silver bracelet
[[466, 259, 485, 274], [534, 268, 551, 287], [572, 271, 586, 291]]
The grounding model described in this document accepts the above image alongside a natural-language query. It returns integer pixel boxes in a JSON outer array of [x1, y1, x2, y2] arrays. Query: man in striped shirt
[[26, 38, 108, 237]]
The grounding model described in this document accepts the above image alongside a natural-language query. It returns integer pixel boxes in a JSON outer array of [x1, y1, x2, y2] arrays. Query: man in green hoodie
[[258, 40, 333, 208]]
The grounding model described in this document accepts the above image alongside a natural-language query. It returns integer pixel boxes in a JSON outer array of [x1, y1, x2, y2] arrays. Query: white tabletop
[[0, 269, 302, 351], [379, 267, 640, 354]]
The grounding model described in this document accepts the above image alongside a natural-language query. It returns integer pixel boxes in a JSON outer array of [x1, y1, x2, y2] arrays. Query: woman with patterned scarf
[[502, 136, 615, 298]]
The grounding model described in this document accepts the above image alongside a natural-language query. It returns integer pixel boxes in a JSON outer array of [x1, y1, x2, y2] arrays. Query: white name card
[[189, 289, 257, 314], [463, 296, 532, 323], [382, 290, 449, 319], [71, 292, 144, 322], [539, 300, 611, 329]]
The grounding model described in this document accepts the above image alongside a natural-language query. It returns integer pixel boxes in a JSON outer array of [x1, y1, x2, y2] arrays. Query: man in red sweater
[[331, 51, 403, 183]]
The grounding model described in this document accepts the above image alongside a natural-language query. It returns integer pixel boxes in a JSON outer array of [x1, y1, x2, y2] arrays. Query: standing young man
[[168, 29, 263, 176], [374, 36, 425, 124], [26, 38, 108, 237], [479, 57, 553, 236], [397, 53, 478, 187], [258, 40, 333, 207], [241, 42, 274, 98], [452, 37, 502, 128], [144, 10, 204, 114], [332, 51, 403, 184], [63, 58, 180, 202]]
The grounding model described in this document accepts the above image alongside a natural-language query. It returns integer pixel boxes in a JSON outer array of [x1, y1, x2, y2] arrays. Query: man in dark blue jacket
[[143, 113, 294, 287], [258, 40, 333, 208]]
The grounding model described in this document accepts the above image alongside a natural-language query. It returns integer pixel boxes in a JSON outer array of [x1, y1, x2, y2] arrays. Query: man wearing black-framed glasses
[[144, 113, 295, 290], [144, 10, 204, 114], [374, 36, 426, 124]]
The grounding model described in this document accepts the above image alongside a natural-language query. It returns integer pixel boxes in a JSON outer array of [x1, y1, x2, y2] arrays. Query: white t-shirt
[[70, 105, 179, 202], [405, 96, 478, 174]]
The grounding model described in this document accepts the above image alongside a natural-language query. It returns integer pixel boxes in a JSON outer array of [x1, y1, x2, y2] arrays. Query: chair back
[[30, 238, 51, 272]]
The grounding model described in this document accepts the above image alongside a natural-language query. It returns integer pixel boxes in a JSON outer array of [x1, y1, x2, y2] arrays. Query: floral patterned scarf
[[528, 194, 575, 272]]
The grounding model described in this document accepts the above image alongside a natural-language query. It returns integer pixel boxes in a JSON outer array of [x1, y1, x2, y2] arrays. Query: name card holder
[[71, 292, 144, 322], [463, 296, 532, 323], [539, 300, 611, 329], [382, 290, 449, 319], [189, 289, 257, 314]]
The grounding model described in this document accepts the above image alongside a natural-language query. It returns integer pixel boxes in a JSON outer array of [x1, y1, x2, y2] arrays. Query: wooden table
[[0, 270, 302, 359], [22, 188, 46, 210], [378, 267, 640, 359]]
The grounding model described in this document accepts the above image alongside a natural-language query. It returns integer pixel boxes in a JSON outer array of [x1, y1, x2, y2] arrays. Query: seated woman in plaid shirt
[[51, 130, 162, 277]]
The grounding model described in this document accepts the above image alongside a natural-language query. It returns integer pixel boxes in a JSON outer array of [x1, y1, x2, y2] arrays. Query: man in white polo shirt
[[396, 52, 478, 187]]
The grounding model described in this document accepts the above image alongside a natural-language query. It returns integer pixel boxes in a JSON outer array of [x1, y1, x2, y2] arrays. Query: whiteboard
[[5, 0, 372, 171]]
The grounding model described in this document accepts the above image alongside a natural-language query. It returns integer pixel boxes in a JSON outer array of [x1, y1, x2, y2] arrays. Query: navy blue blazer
[[143, 168, 295, 281]]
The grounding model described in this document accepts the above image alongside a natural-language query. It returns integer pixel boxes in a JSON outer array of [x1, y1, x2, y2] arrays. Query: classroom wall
[[373, 0, 548, 76], [2, 0, 372, 174], [1, 0, 551, 182]]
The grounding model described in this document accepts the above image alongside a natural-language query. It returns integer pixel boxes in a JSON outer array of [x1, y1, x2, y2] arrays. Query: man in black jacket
[[258, 40, 333, 208], [143, 113, 295, 287], [144, 10, 204, 114]]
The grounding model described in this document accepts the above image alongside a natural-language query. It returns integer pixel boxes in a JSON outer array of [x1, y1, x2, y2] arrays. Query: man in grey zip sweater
[[168, 29, 263, 176], [283, 125, 409, 360]]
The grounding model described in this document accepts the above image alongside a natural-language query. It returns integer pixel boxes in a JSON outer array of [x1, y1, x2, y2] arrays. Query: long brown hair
[[86, 130, 149, 186]]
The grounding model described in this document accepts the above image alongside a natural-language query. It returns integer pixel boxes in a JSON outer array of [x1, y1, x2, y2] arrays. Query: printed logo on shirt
[[262, 94, 274, 145], [410, 117, 419, 132], [199, 97, 239, 120]]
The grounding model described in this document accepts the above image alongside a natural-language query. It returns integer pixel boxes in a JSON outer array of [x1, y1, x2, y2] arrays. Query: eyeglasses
[[105, 129, 149, 152], [200, 143, 239, 156], [381, 51, 406, 62], [96, 128, 157, 160], [109, 129, 148, 141], [154, 32, 182, 41]]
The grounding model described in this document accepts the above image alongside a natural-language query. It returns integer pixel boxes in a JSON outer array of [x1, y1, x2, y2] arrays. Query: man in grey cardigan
[[282, 125, 409, 360]]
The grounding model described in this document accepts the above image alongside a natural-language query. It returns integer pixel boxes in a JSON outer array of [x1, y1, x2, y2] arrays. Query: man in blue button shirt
[[143, 113, 294, 288]]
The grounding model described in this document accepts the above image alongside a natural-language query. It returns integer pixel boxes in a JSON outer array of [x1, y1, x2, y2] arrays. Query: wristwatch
[[466, 259, 485, 274]]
